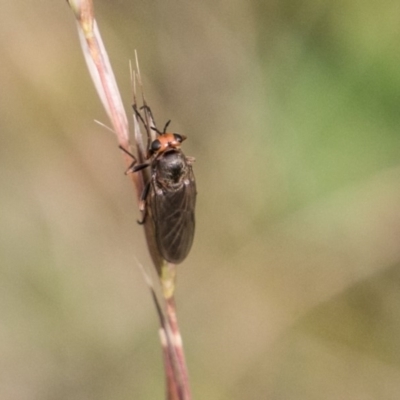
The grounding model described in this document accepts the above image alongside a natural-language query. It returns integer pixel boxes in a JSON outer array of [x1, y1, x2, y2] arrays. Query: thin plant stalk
[[66, 1, 192, 399]]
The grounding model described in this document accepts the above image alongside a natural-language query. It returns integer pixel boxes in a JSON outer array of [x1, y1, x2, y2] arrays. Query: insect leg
[[119, 145, 151, 174], [119, 145, 138, 171], [137, 181, 151, 225], [135, 104, 157, 147], [132, 103, 147, 127], [185, 156, 196, 165], [140, 105, 156, 125]]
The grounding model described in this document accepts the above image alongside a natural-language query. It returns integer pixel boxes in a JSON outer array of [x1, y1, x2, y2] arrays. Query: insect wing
[[150, 168, 196, 264]]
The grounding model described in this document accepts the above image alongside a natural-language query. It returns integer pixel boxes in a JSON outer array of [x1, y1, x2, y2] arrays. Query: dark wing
[[150, 168, 196, 264]]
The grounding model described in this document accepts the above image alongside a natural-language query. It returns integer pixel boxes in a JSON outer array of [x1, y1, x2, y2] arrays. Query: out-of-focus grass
[[1, 1, 400, 399]]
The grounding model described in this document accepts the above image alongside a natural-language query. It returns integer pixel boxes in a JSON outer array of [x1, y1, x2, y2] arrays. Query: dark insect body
[[121, 108, 196, 264]]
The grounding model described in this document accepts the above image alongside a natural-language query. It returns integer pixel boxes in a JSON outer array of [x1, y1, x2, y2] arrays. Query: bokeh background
[[1, 1, 400, 399]]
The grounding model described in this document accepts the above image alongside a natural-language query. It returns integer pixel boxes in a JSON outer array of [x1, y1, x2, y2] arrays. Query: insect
[[120, 107, 196, 264]]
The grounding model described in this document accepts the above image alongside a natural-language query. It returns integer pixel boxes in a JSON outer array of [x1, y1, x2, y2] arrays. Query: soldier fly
[[120, 106, 196, 264]]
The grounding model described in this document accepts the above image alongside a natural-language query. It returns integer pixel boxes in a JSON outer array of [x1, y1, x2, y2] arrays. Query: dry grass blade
[[66, 1, 192, 399], [66, 0, 143, 201]]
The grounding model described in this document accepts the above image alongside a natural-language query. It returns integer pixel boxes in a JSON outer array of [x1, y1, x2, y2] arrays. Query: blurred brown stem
[[165, 296, 191, 400]]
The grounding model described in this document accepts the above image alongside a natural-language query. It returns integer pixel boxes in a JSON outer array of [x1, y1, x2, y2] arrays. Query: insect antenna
[[151, 119, 171, 136], [162, 120, 171, 134]]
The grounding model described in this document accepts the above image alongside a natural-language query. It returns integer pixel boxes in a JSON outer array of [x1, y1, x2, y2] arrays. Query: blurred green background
[[1, 1, 400, 399]]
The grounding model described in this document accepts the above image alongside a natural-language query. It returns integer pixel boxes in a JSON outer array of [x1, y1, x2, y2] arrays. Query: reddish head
[[149, 133, 187, 156]]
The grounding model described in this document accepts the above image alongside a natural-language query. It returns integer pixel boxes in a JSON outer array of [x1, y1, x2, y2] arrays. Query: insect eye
[[174, 134, 184, 143], [150, 139, 162, 153]]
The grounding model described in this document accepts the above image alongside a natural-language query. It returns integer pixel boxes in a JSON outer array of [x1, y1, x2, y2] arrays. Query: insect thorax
[[154, 150, 188, 187]]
